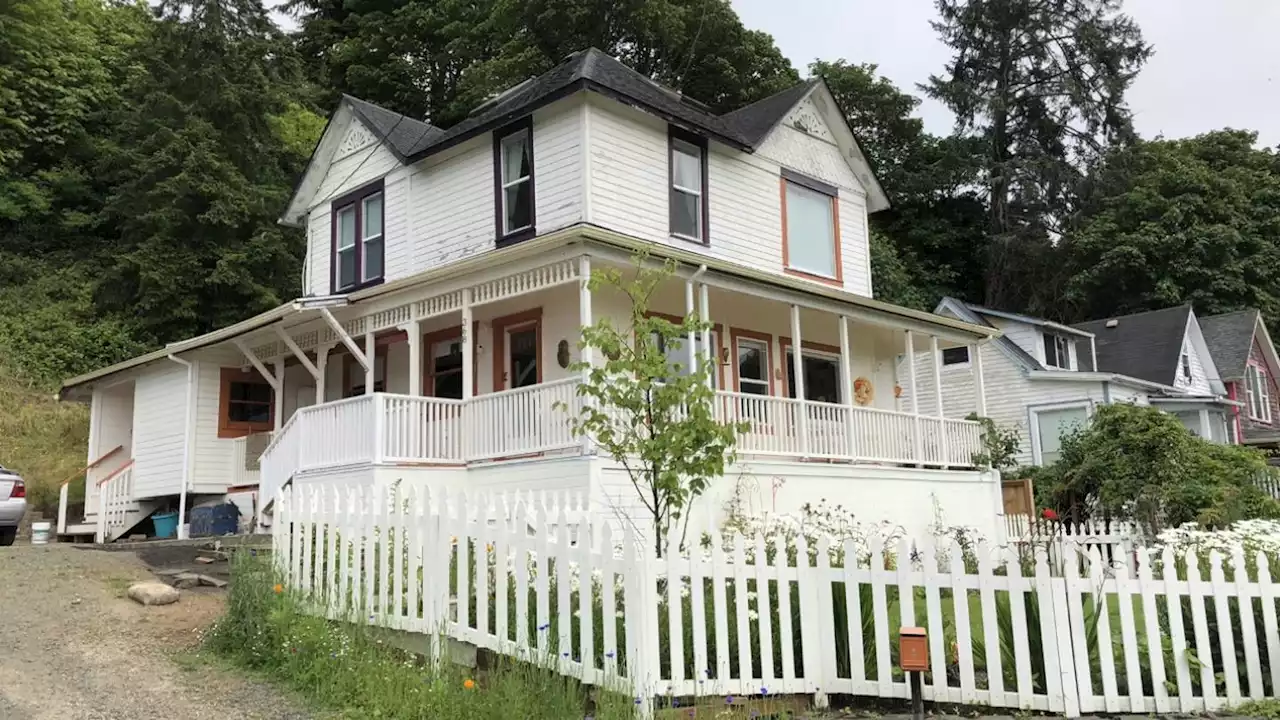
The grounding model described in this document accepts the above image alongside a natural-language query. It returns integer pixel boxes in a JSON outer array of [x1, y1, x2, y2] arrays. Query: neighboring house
[[913, 300, 1235, 468], [57, 48, 1005, 544], [1199, 309, 1280, 452]]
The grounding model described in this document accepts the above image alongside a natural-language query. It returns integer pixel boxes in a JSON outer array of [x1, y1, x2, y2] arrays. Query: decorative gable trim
[[335, 122, 377, 160]]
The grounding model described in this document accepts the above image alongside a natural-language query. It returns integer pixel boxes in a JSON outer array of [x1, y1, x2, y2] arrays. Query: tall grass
[[0, 367, 88, 513], [207, 551, 639, 719]]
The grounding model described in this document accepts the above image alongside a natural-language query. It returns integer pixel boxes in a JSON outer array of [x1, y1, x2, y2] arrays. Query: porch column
[[405, 317, 422, 397], [315, 344, 332, 403], [699, 283, 711, 389], [972, 342, 987, 416], [461, 291, 474, 401], [685, 279, 697, 373], [364, 332, 376, 395], [273, 359, 285, 432], [579, 256, 594, 454], [838, 315, 856, 458], [905, 331, 922, 463], [930, 336, 947, 468], [790, 304, 809, 456]]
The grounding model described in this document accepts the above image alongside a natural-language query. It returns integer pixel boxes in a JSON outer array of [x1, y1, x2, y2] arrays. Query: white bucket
[[31, 521, 51, 545]]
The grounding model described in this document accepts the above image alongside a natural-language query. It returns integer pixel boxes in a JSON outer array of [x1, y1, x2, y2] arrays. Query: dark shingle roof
[[344, 95, 443, 161], [1073, 306, 1193, 386], [720, 79, 819, 146], [1199, 309, 1259, 380], [404, 48, 753, 160]]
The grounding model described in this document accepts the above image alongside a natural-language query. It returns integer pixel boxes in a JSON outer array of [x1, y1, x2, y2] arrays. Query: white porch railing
[[464, 377, 580, 461], [95, 461, 134, 543], [258, 381, 985, 501]]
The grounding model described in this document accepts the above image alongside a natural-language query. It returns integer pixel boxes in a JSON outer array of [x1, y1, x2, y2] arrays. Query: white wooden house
[[58, 49, 1004, 543], [910, 298, 1237, 468]]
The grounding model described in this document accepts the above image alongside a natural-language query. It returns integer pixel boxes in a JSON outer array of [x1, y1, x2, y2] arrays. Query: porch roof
[[60, 224, 997, 396]]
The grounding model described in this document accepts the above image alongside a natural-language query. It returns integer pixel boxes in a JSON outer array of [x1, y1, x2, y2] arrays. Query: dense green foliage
[[1033, 403, 1280, 530], [1, 0, 1277, 394]]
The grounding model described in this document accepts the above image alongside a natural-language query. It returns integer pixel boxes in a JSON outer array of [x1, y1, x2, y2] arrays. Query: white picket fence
[[1005, 516, 1140, 569], [275, 482, 1280, 717]]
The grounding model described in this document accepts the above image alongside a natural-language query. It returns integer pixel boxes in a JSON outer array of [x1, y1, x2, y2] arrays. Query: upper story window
[[669, 129, 708, 243], [1247, 363, 1272, 423], [331, 181, 384, 293], [781, 169, 841, 284], [1043, 333, 1071, 369], [494, 119, 535, 244]]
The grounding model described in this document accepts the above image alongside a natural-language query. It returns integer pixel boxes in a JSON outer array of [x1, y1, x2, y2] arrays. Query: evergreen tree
[[924, 0, 1151, 311]]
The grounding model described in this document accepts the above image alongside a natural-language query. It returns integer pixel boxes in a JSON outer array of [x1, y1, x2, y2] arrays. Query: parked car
[[0, 467, 26, 546]]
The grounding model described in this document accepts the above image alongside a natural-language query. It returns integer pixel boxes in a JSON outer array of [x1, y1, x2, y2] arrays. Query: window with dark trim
[[780, 168, 841, 284], [493, 119, 535, 245], [942, 346, 970, 365], [668, 127, 709, 243], [218, 368, 274, 439], [331, 180, 385, 293]]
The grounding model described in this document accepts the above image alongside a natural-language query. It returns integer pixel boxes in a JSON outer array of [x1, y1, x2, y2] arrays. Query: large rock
[[127, 582, 180, 606]]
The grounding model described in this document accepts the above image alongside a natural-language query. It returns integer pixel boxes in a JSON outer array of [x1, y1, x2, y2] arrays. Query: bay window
[[782, 170, 841, 283]]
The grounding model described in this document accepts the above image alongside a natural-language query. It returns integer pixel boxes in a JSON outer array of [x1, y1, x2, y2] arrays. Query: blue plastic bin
[[152, 511, 179, 539]]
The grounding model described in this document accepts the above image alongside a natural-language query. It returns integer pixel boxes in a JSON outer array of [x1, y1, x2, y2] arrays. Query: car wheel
[[0, 528, 16, 546]]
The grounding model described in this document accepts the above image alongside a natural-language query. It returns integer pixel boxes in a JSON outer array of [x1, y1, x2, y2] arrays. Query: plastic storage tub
[[151, 511, 179, 539]]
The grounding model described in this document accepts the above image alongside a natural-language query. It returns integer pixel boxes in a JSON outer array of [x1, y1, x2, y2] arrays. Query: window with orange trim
[[781, 169, 841, 283], [219, 368, 274, 438]]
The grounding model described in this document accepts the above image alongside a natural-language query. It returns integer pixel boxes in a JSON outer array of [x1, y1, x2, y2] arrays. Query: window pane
[[670, 189, 700, 238], [505, 182, 532, 233], [363, 236, 383, 281], [942, 346, 969, 365], [433, 339, 462, 372], [785, 352, 841, 402], [363, 194, 382, 237], [434, 371, 463, 400], [785, 182, 836, 277], [502, 134, 530, 182], [338, 246, 357, 289], [1043, 334, 1058, 367], [738, 341, 766, 382], [337, 206, 356, 250], [1037, 407, 1087, 464], [672, 142, 701, 191]]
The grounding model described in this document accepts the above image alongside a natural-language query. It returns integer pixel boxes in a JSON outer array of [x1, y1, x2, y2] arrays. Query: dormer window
[[781, 169, 842, 284], [493, 119, 535, 244], [331, 180, 384, 293], [1043, 333, 1070, 369], [669, 128, 708, 243], [1180, 350, 1192, 382]]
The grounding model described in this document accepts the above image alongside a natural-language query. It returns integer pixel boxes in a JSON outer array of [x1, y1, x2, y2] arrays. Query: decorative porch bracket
[[233, 338, 282, 391], [320, 307, 370, 372], [274, 325, 320, 379]]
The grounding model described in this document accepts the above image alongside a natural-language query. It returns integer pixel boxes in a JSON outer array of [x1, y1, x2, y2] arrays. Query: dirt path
[[0, 544, 316, 720]]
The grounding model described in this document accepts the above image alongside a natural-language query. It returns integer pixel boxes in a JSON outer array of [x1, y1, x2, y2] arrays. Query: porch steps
[[74, 498, 166, 543]]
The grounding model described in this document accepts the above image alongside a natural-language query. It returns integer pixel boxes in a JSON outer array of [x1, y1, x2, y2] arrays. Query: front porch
[[245, 247, 994, 505]]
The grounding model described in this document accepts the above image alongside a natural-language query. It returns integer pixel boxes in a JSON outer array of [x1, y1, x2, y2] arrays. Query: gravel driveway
[[0, 544, 316, 720]]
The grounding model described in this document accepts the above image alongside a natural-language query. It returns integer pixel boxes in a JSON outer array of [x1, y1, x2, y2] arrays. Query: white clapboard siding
[[276, 482, 1280, 719]]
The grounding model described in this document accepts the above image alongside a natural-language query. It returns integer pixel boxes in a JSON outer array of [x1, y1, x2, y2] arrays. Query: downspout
[[166, 354, 196, 540]]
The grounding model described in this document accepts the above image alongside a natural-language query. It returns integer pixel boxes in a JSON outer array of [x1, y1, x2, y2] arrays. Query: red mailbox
[[899, 626, 929, 672]]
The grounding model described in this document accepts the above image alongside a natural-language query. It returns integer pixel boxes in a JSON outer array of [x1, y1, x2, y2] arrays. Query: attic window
[[1179, 350, 1192, 383], [1043, 333, 1071, 369], [493, 119, 535, 244], [669, 128, 709, 243]]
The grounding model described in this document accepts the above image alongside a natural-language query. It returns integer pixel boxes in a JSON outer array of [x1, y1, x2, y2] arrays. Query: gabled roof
[[720, 79, 820, 146], [1199, 309, 1260, 380], [344, 95, 443, 161], [1073, 306, 1194, 386], [935, 297, 1042, 372], [962, 303, 1094, 338]]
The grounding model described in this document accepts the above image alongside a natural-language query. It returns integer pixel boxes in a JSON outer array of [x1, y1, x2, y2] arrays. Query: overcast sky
[[731, 0, 1280, 148]]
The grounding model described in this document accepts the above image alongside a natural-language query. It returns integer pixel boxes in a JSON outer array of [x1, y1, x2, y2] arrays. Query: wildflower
[[605, 651, 615, 659], [635, 698, 642, 705], [273, 583, 283, 594], [463, 679, 475, 690], [687, 710, 694, 718], [760, 687, 768, 696], [1041, 508, 1059, 521], [672, 699, 680, 708], [538, 623, 550, 631], [726, 696, 734, 705]]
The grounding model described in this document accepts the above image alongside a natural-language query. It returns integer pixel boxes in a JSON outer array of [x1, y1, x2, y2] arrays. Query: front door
[[505, 324, 539, 390]]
